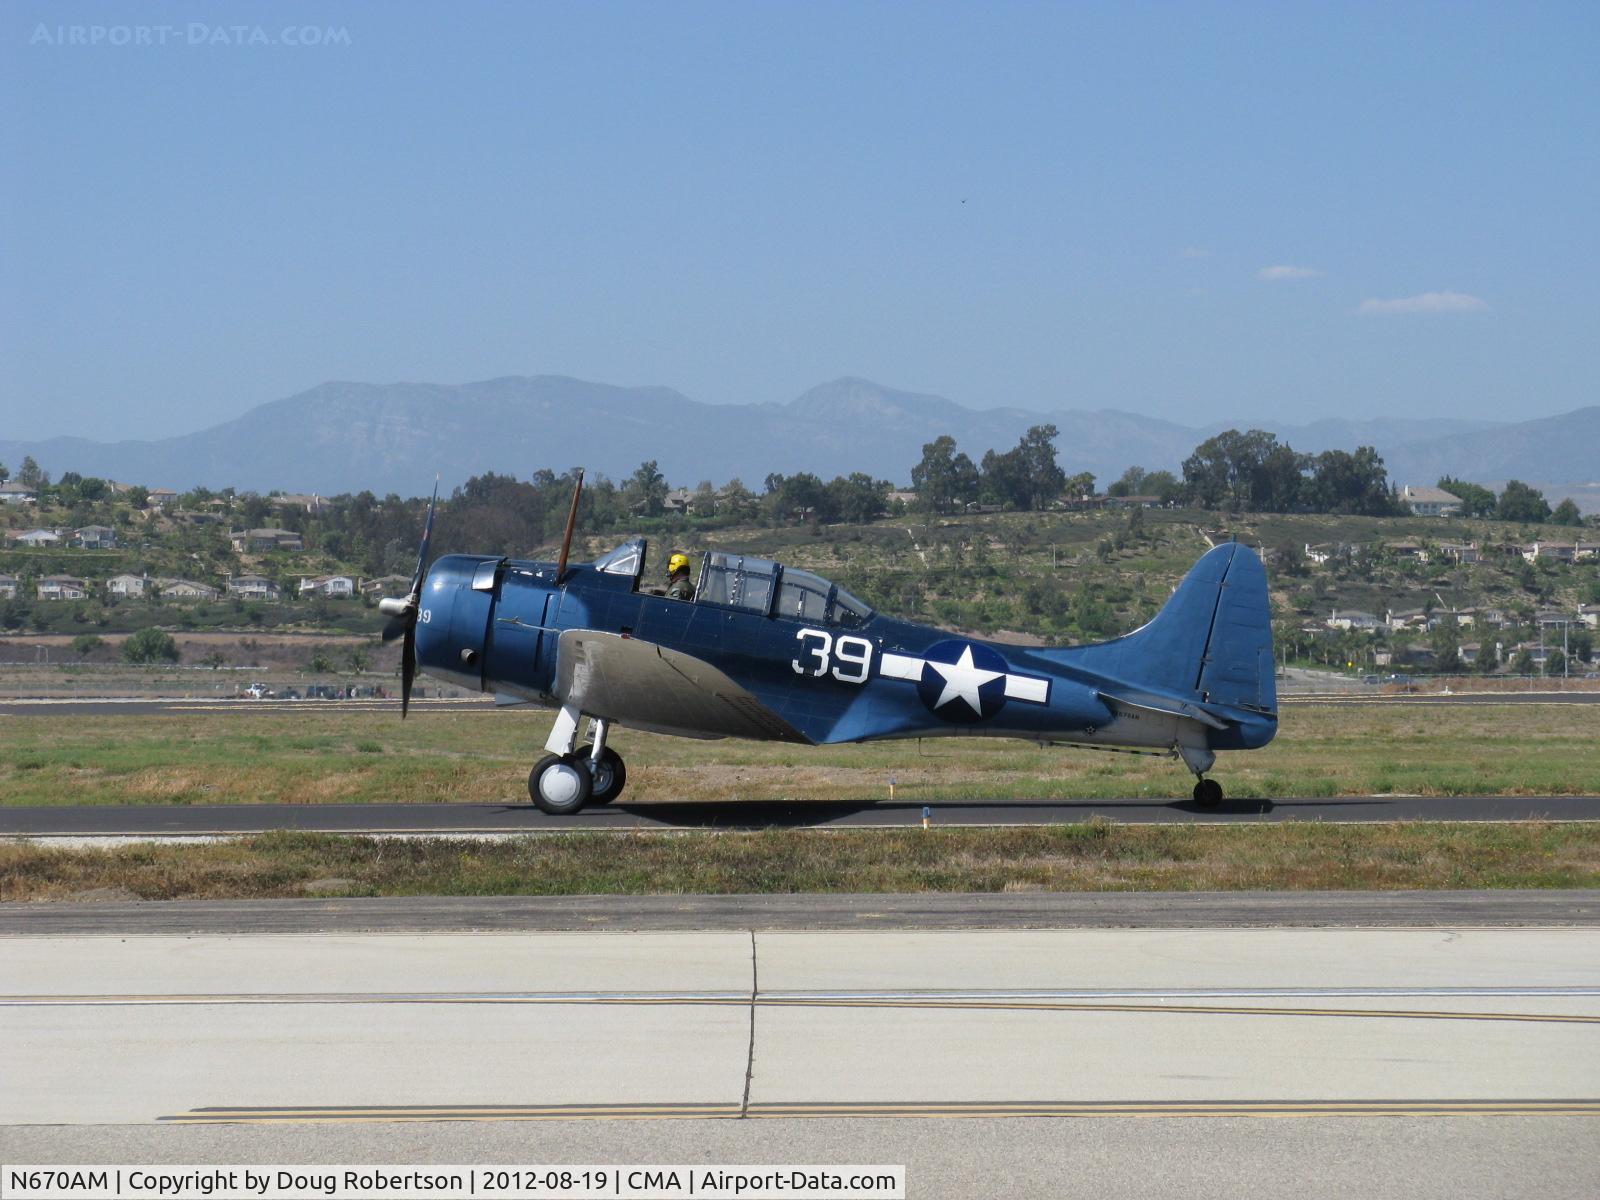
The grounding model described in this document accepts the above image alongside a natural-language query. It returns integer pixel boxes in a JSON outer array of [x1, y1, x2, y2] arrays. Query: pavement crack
[[740, 928, 757, 1118]]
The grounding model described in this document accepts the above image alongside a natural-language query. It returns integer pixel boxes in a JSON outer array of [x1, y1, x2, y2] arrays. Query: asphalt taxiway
[[3, 916, 1597, 1199], [4, 793, 1599, 839]]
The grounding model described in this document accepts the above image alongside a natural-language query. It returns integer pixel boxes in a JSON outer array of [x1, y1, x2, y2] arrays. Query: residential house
[[1478, 607, 1509, 629], [1576, 543, 1600, 561], [1510, 642, 1551, 668], [1104, 495, 1165, 509], [37, 575, 88, 601], [1437, 542, 1479, 564], [146, 487, 179, 509], [0, 574, 17, 598], [1386, 541, 1430, 563], [0, 482, 38, 504], [230, 528, 305, 553], [359, 574, 411, 597], [228, 575, 282, 600], [1458, 642, 1482, 666], [11, 528, 61, 548], [1401, 485, 1462, 517], [1326, 609, 1382, 631], [1522, 542, 1576, 563], [273, 493, 325, 515], [886, 490, 918, 508], [661, 488, 696, 514], [74, 525, 118, 550], [1386, 608, 1429, 632], [1303, 543, 1333, 565], [106, 574, 147, 597], [298, 575, 356, 598], [1577, 606, 1599, 631], [159, 579, 219, 600]]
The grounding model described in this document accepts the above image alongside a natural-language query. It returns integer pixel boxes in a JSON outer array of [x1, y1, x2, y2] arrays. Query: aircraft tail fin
[[1063, 541, 1277, 713]]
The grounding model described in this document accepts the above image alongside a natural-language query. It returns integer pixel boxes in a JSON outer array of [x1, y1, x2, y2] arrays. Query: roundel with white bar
[[878, 638, 1050, 723]]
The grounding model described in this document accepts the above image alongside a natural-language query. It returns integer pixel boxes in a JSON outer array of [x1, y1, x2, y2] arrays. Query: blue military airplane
[[380, 476, 1276, 814]]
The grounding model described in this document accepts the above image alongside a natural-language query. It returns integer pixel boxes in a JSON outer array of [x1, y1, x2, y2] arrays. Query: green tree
[[0, 462, 8, 484], [1496, 480, 1551, 523], [1436, 476, 1496, 518], [626, 460, 669, 517], [910, 436, 979, 513], [827, 474, 891, 524], [1551, 498, 1583, 526], [1304, 447, 1397, 515], [18, 456, 41, 488], [121, 628, 179, 664], [1106, 466, 1146, 497], [71, 633, 104, 657], [127, 485, 150, 509], [1181, 429, 1304, 511]]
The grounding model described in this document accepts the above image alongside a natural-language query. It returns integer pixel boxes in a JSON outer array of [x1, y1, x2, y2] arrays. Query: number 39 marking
[[792, 629, 873, 684]]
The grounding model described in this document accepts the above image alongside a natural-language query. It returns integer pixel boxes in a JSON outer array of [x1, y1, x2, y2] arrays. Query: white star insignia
[[926, 646, 1004, 715]]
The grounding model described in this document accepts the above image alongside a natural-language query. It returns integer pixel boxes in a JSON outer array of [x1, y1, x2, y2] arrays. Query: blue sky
[[3, 1, 1596, 440]]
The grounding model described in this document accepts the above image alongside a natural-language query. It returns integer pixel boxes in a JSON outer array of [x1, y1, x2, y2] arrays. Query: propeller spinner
[[379, 481, 438, 716]]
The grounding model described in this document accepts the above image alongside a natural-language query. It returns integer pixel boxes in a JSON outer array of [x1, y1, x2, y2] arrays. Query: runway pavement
[[3, 922, 1597, 1198], [4, 793, 1599, 838], [6, 890, 1599, 936]]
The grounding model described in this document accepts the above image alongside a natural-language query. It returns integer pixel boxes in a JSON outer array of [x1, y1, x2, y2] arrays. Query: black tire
[[575, 744, 627, 804], [528, 752, 592, 815], [1192, 778, 1223, 806]]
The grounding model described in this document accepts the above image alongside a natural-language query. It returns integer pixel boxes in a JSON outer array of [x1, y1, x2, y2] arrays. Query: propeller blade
[[401, 619, 416, 718], [410, 479, 438, 598]]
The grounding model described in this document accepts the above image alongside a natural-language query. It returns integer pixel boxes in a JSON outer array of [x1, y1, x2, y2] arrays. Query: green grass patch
[[0, 702, 1596, 807]]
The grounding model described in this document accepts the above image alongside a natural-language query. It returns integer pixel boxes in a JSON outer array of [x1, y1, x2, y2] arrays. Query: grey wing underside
[[549, 629, 810, 744]]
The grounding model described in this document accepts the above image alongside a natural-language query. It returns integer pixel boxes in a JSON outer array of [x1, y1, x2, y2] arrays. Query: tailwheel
[[528, 752, 593, 815], [576, 743, 627, 804], [1192, 778, 1223, 807]]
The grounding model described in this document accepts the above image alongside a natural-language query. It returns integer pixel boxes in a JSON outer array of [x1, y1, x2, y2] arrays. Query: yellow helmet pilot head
[[667, 553, 690, 577]]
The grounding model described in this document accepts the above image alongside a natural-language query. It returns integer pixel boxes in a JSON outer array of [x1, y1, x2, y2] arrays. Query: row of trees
[[911, 426, 1095, 514], [1436, 476, 1581, 525]]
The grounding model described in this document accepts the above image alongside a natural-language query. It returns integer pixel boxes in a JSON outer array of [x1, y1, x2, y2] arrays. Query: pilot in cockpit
[[665, 553, 693, 600]]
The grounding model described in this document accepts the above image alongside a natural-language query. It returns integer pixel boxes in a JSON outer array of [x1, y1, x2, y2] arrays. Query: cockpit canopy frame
[[589, 538, 872, 627]]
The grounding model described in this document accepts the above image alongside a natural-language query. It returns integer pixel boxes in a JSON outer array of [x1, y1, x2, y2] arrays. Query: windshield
[[593, 538, 646, 580]]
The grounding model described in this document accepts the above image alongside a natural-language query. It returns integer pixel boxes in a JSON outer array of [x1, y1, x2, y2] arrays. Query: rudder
[[1060, 542, 1276, 713]]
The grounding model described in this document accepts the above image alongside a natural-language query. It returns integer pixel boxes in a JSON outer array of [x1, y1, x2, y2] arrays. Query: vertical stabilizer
[[1060, 542, 1276, 713]]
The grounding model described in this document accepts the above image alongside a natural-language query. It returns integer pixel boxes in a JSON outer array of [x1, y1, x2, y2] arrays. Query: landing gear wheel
[[1192, 778, 1223, 807], [528, 753, 593, 815], [576, 744, 627, 804]]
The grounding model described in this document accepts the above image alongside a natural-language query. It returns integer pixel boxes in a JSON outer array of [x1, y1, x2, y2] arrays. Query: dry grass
[[3, 822, 1596, 901]]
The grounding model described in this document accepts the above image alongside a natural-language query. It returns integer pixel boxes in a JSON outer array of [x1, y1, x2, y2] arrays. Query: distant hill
[[1, 374, 1592, 503]]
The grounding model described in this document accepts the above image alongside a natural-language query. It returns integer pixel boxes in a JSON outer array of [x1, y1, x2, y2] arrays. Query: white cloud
[[1180, 246, 1211, 259], [1356, 291, 1488, 315], [1256, 264, 1322, 281]]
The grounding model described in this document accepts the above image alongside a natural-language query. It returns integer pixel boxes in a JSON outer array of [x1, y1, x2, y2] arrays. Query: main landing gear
[[1191, 778, 1223, 806], [528, 709, 627, 814]]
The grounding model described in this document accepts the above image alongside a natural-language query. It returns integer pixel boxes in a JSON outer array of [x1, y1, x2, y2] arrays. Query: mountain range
[[3, 376, 1595, 503]]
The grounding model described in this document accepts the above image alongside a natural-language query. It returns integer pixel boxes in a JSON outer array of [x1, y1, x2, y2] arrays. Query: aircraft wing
[[552, 629, 810, 744]]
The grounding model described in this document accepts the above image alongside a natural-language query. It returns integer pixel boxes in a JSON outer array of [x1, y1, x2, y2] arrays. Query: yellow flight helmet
[[668, 553, 690, 574]]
